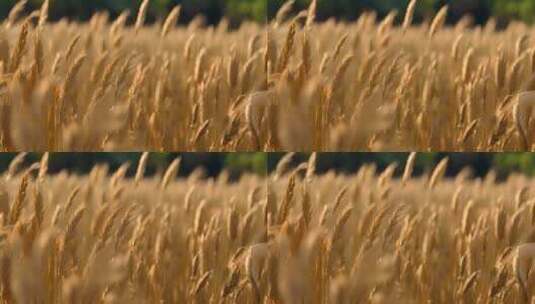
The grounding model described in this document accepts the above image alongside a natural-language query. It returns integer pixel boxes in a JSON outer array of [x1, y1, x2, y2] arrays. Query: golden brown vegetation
[[0, 1, 267, 151], [3, 152, 535, 303], [0, 153, 268, 302], [265, 153, 535, 303], [6, 0, 535, 151], [264, 1, 535, 151]]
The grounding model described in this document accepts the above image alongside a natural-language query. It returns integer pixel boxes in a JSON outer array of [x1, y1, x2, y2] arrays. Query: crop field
[[5, 0, 535, 151], [0, 0, 267, 151], [0, 153, 268, 303], [265, 0, 535, 151], [0, 152, 533, 303], [267, 153, 535, 303]]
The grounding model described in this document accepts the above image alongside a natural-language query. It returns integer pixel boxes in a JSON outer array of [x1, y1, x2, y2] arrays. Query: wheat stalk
[[136, 0, 150, 34], [135, 152, 149, 186], [275, 1, 295, 27], [305, 152, 317, 181], [305, 0, 317, 28], [38, 152, 49, 180], [403, 0, 417, 33], [7, 0, 27, 28], [161, 158, 180, 190], [428, 157, 448, 190], [38, 0, 49, 27], [429, 5, 448, 38], [161, 6, 181, 38], [402, 152, 416, 186]]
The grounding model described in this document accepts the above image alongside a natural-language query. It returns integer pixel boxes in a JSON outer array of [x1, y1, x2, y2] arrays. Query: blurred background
[[268, 153, 535, 180], [1, 0, 535, 27], [9, 153, 535, 180], [0, 0, 267, 27], [2, 153, 267, 180], [269, 0, 535, 27]]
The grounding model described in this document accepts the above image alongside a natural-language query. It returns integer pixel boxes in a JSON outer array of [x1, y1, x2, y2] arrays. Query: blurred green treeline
[[9, 153, 535, 180], [0, 0, 267, 26], [269, 0, 535, 26], [267, 153, 535, 180], [3, 153, 267, 180], [3, 0, 535, 27]]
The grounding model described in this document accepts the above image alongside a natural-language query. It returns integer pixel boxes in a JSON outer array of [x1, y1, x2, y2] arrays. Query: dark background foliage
[[0, 0, 268, 26], [268, 0, 535, 27], [4, 153, 535, 180], [5, 153, 267, 179], [2, 0, 535, 26], [267, 153, 535, 180]]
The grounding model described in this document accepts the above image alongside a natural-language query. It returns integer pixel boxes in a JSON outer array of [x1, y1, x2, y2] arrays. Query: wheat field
[[6, 0, 535, 151], [267, 153, 535, 303], [266, 1, 535, 151], [0, 152, 533, 303], [0, 0, 267, 151], [0, 153, 268, 303]]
